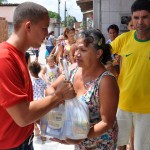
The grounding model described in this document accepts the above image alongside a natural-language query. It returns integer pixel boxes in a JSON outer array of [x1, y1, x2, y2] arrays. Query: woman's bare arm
[[88, 75, 119, 138]]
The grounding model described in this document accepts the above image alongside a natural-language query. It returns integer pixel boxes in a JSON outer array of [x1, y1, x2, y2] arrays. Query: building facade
[[0, 4, 18, 37], [77, 0, 135, 39], [76, 0, 93, 29], [0, 17, 8, 42]]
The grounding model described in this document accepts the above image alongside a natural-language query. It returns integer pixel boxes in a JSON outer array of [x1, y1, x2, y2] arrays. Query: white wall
[[0, 6, 16, 22], [100, 0, 135, 40]]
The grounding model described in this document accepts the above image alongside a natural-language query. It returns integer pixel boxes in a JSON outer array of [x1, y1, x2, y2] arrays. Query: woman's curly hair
[[77, 29, 112, 65]]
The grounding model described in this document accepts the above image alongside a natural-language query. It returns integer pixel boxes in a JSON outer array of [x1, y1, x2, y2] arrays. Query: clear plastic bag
[[40, 104, 65, 139], [63, 97, 90, 139], [62, 58, 90, 139], [40, 58, 89, 140]]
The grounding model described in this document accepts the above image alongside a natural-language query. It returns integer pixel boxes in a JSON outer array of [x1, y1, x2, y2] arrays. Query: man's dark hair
[[107, 24, 119, 34], [131, 0, 150, 13], [13, 2, 48, 29]]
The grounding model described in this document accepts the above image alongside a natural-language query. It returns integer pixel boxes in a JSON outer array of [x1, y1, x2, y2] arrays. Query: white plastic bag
[[40, 58, 89, 140], [40, 58, 70, 139], [63, 97, 90, 139], [40, 104, 65, 139], [62, 57, 90, 139], [62, 58, 70, 80]]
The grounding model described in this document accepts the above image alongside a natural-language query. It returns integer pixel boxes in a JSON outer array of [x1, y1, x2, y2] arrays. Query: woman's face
[[66, 30, 75, 39], [127, 20, 134, 30], [75, 38, 100, 68]]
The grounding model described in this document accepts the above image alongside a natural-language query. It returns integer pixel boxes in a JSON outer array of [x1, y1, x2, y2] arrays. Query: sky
[[6, 0, 83, 22]]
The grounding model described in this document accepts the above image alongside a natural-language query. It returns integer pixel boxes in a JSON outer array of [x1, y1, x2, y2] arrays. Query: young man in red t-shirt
[[0, 2, 75, 149]]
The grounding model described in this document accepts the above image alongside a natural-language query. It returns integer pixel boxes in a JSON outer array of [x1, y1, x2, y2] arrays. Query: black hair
[[77, 29, 112, 65], [29, 61, 41, 75], [47, 31, 54, 39], [131, 0, 150, 13], [107, 24, 119, 34], [49, 31, 54, 35], [13, 2, 48, 29], [25, 52, 30, 64], [126, 16, 132, 25]]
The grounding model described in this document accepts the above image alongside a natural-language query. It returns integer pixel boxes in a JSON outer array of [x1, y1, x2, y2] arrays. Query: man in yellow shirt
[[111, 0, 150, 149]]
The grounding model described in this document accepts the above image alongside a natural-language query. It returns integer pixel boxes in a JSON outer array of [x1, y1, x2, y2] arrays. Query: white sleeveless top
[[45, 64, 59, 84]]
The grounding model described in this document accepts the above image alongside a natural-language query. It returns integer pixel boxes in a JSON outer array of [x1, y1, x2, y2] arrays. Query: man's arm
[[110, 32, 127, 55], [6, 80, 75, 127]]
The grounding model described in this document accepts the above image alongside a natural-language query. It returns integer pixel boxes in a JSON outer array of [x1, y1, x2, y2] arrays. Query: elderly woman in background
[[48, 29, 119, 149]]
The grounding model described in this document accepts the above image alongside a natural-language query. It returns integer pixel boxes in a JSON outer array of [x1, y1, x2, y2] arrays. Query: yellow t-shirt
[[111, 30, 150, 113]]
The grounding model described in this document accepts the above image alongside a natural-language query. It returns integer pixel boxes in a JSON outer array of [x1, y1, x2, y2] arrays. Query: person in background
[[58, 27, 76, 64], [50, 35, 64, 65], [29, 61, 47, 141], [45, 31, 56, 58], [33, 47, 39, 62], [112, 54, 121, 76], [0, 2, 75, 149], [41, 55, 60, 86], [110, 1, 150, 150], [25, 51, 31, 67], [106, 24, 119, 44], [47, 29, 119, 149], [126, 16, 135, 31], [105, 24, 120, 76], [106, 24, 120, 63]]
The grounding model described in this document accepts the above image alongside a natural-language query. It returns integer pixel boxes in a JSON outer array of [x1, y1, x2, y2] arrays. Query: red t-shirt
[[0, 42, 34, 149]]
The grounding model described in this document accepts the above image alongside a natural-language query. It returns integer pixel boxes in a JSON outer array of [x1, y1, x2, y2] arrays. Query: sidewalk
[[33, 136, 75, 150], [30, 43, 46, 65]]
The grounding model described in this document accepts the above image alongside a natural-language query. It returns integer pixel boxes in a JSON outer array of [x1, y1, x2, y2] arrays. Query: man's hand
[[55, 80, 76, 101]]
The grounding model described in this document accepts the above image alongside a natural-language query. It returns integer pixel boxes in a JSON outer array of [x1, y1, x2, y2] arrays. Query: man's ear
[[97, 49, 103, 59], [25, 21, 32, 32]]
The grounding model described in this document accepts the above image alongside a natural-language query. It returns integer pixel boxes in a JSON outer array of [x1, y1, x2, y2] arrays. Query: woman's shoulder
[[97, 71, 115, 83], [102, 71, 114, 76], [98, 71, 117, 87]]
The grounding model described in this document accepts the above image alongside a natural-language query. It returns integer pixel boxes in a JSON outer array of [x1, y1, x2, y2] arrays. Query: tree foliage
[[66, 15, 77, 27], [48, 11, 60, 21], [0, 0, 7, 4]]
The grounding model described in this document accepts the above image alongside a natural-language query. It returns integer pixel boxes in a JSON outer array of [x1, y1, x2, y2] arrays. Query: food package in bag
[[62, 57, 90, 139], [63, 97, 90, 139], [40, 104, 65, 139]]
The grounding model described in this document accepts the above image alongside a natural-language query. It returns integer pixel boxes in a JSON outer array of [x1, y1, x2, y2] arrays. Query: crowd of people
[[0, 0, 150, 150]]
